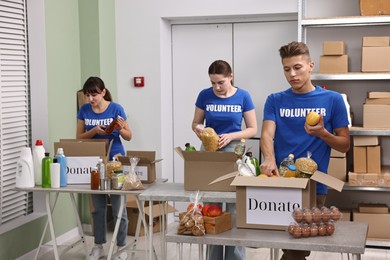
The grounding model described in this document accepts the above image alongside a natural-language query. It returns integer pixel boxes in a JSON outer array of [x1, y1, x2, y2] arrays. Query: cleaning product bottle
[[50, 158, 60, 188], [55, 148, 67, 187], [42, 152, 52, 188], [245, 152, 261, 176], [279, 154, 296, 177], [15, 147, 35, 188], [33, 139, 45, 186]]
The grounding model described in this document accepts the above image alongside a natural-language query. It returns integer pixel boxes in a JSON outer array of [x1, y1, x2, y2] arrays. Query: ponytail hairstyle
[[208, 60, 234, 85], [82, 76, 112, 101]]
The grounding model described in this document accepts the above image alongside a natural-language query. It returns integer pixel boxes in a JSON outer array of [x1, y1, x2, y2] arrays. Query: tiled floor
[[34, 230, 390, 260]]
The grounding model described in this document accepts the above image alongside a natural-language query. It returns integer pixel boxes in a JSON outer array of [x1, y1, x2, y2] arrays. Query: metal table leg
[[45, 192, 59, 260], [69, 193, 89, 256], [107, 194, 125, 259]]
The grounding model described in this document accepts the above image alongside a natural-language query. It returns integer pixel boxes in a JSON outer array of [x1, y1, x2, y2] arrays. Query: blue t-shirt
[[263, 86, 349, 194], [195, 87, 255, 135], [77, 102, 127, 159]]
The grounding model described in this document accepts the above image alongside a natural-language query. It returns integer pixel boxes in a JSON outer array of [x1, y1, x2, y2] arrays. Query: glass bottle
[[90, 167, 100, 190], [234, 138, 246, 158], [41, 152, 52, 188], [105, 116, 120, 134], [279, 154, 296, 177]]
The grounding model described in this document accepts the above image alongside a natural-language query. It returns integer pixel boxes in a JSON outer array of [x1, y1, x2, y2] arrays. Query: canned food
[[111, 170, 124, 190]]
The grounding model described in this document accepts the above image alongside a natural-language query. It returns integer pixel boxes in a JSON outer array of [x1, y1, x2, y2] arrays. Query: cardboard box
[[367, 146, 381, 173], [126, 195, 175, 236], [319, 55, 348, 73], [328, 157, 347, 181], [353, 146, 367, 173], [362, 47, 390, 72], [348, 172, 364, 186], [365, 98, 390, 105], [231, 171, 344, 230], [203, 212, 232, 234], [330, 149, 346, 158], [360, 0, 390, 16], [363, 104, 390, 128], [353, 136, 380, 146], [368, 92, 390, 99], [175, 147, 237, 192], [353, 211, 390, 239], [323, 41, 345, 55], [363, 173, 380, 186], [359, 203, 389, 214], [54, 139, 111, 184], [118, 151, 162, 184], [363, 36, 390, 47], [340, 209, 352, 221]]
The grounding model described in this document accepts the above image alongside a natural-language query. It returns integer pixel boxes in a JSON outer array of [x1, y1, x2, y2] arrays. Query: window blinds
[[0, 0, 32, 225]]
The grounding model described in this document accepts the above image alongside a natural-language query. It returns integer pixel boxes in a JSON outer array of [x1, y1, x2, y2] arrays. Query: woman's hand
[[218, 133, 233, 149], [95, 125, 108, 136], [116, 116, 126, 130]]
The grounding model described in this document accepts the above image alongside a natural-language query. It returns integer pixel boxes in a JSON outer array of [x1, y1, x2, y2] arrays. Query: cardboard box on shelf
[[367, 146, 381, 173], [319, 55, 348, 73], [126, 195, 175, 236], [175, 147, 237, 192], [54, 139, 111, 184], [203, 212, 232, 234], [362, 46, 390, 72], [330, 149, 346, 158], [363, 173, 380, 186], [118, 151, 163, 184], [353, 211, 390, 239], [353, 146, 367, 173], [353, 136, 380, 146], [365, 98, 390, 105], [363, 104, 390, 128], [360, 0, 390, 16], [340, 209, 352, 221], [348, 172, 364, 186], [362, 36, 390, 47], [368, 92, 390, 99], [231, 171, 344, 230], [328, 157, 347, 181], [323, 41, 345, 55], [358, 203, 389, 214]]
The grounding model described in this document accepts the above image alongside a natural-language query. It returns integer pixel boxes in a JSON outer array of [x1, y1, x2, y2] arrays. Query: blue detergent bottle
[[55, 148, 68, 187]]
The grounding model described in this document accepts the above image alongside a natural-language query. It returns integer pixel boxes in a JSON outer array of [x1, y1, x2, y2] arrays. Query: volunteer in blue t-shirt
[[192, 60, 257, 260], [77, 76, 132, 260], [260, 42, 350, 260]]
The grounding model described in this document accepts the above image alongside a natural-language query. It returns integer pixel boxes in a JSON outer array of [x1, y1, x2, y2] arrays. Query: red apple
[[207, 204, 222, 217], [202, 204, 211, 216], [187, 202, 203, 213]]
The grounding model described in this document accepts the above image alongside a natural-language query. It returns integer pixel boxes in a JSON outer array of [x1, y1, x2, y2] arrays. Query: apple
[[306, 112, 320, 126], [187, 202, 202, 213], [207, 204, 223, 217], [202, 204, 211, 216]]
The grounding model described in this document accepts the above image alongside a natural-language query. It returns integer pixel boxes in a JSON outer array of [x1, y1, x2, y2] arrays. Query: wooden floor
[[31, 231, 390, 260]]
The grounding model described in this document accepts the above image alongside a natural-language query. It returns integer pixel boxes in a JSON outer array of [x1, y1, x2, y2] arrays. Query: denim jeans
[[91, 194, 128, 246]]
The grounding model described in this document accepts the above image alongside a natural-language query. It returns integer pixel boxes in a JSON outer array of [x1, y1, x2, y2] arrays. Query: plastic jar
[[111, 170, 124, 190]]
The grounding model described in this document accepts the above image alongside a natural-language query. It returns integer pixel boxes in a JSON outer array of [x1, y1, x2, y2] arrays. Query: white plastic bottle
[[32, 139, 45, 186], [50, 158, 60, 188]]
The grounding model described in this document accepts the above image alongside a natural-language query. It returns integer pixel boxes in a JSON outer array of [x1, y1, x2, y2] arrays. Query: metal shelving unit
[[311, 72, 390, 81]]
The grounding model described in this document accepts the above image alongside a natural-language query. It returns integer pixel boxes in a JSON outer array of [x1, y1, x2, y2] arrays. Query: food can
[[111, 170, 124, 190]]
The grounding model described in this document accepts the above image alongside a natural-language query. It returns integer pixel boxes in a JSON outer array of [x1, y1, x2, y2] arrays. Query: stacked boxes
[[319, 41, 348, 73], [361, 36, 390, 72], [328, 149, 347, 181], [364, 92, 390, 129], [360, 0, 390, 16], [353, 203, 390, 239]]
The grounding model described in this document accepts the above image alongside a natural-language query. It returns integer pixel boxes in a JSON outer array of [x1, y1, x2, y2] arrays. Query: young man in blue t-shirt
[[260, 42, 350, 260]]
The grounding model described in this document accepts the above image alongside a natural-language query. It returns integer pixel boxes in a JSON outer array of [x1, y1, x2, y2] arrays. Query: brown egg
[[302, 224, 311, 238], [303, 208, 313, 224], [330, 206, 341, 221], [310, 223, 318, 237], [326, 221, 335, 235], [318, 223, 327, 236], [312, 207, 322, 223], [321, 207, 331, 223], [288, 223, 295, 235], [292, 225, 302, 238], [293, 208, 303, 223]]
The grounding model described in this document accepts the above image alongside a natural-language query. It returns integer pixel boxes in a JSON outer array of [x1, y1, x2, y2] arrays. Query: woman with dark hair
[[192, 60, 257, 260], [77, 76, 132, 260]]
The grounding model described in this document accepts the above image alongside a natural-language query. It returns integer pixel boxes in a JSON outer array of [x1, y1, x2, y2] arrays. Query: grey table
[[138, 182, 236, 260], [166, 221, 368, 260], [15, 182, 162, 260]]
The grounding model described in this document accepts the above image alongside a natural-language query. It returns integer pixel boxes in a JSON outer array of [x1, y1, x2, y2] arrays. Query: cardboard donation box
[[231, 172, 344, 230], [54, 139, 110, 184], [118, 151, 162, 184], [126, 195, 175, 236], [175, 147, 237, 192]]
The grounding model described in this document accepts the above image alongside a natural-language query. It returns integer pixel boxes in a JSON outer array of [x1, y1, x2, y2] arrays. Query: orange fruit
[[258, 174, 269, 178], [306, 112, 320, 126]]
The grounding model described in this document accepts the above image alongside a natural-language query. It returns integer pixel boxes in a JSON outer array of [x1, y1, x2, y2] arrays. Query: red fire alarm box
[[134, 76, 144, 87]]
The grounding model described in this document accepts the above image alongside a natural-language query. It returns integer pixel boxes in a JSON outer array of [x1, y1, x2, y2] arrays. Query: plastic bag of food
[[106, 157, 122, 179], [177, 191, 205, 236], [122, 157, 144, 190], [199, 127, 219, 152], [295, 151, 318, 178]]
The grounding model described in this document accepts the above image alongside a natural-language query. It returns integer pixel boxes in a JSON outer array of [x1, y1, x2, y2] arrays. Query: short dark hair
[[279, 41, 311, 59]]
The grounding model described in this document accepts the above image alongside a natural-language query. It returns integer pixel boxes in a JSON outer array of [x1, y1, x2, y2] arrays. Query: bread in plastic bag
[[122, 157, 144, 190]]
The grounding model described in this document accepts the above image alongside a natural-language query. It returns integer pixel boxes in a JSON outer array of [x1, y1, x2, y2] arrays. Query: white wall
[[115, 0, 298, 180]]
